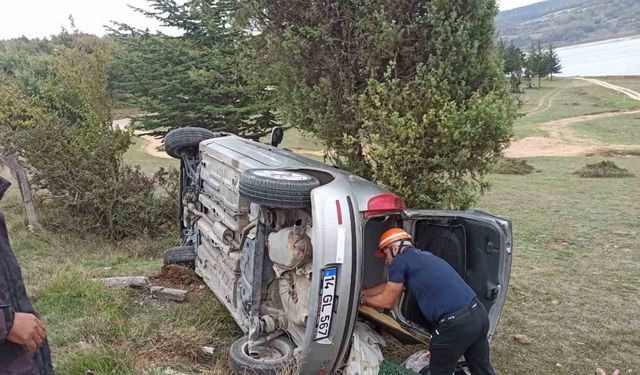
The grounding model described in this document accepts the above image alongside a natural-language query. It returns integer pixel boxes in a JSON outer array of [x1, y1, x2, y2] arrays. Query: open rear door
[[392, 210, 512, 341]]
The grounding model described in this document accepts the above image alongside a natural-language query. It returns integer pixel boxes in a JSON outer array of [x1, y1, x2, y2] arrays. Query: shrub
[[573, 161, 635, 178], [1, 33, 178, 240], [37, 166, 179, 240]]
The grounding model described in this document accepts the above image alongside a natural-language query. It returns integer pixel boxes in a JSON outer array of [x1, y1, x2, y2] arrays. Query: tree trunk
[[538, 75, 542, 88], [0, 154, 42, 231]]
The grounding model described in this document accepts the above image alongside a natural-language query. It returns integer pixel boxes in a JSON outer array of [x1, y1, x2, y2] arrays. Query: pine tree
[[238, 0, 518, 209], [546, 44, 562, 80], [111, 0, 276, 139], [503, 43, 525, 93], [526, 42, 546, 88]]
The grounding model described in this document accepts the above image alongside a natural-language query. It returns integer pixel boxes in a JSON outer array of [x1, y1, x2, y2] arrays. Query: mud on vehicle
[[163, 127, 513, 375]]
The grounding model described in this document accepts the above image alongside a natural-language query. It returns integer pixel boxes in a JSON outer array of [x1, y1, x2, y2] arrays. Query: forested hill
[[496, 0, 640, 48]]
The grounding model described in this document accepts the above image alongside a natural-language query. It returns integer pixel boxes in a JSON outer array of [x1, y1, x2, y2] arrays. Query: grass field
[[123, 136, 178, 174], [514, 78, 640, 139], [479, 157, 640, 374], [572, 112, 640, 144], [2, 79, 639, 374]]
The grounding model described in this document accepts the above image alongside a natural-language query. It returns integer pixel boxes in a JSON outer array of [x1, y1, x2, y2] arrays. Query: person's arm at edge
[[362, 282, 404, 309], [362, 283, 387, 297]]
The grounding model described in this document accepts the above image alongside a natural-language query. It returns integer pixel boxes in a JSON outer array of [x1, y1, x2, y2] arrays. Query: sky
[[0, 0, 547, 40]]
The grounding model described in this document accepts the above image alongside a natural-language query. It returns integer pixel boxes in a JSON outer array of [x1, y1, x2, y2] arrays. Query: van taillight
[[364, 193, 406, 217]]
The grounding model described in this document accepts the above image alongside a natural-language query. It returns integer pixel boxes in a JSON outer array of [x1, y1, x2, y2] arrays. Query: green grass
[[123, 136, 178, 175], [260, 127, 324, 151], [513, 78, 640, 139], [477, 156, 640, 374], [572, 112, 640, 144], [112, 106, 146, 120]]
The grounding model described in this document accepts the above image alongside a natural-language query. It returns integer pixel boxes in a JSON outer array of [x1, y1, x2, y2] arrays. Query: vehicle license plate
[[315, 267, 338, 340]]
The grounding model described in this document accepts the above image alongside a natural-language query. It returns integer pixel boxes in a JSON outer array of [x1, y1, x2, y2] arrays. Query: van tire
[[164, 127, 221, 159], [163, 246, 196, 266], [228, 336, 295, 375], [239, 169, 319, 208]]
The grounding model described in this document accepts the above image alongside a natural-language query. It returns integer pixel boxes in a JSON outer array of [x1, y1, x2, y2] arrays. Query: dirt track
[[505, 79, 640, 157]]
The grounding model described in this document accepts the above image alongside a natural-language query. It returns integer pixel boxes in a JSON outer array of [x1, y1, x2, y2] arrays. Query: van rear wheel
[[164, 127, 221, 159], [228, 336, 295, 375]]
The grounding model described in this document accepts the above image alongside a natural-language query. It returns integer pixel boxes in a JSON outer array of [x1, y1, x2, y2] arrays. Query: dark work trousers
[[424, 300, 495, 375]]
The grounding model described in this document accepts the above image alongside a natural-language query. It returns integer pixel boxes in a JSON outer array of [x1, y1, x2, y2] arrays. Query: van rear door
[[393, 210, 512, 340]]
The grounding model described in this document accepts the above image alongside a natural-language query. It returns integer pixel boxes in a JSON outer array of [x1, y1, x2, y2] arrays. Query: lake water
[[557, 36, 640, 77]]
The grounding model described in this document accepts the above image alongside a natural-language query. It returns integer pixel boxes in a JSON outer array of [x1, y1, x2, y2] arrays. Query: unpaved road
[[578, 77, 640, 101], [506, 78, 640, 157]]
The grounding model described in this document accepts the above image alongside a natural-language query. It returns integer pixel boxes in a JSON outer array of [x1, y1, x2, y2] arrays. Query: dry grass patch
[[573, 160, 635, 178], [492, 158, 539, 175]]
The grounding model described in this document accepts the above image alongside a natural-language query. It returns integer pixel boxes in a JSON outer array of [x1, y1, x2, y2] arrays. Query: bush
[[573, 161, 635, 178], [37, 166, 179, 240], [1, 33, 178, 240], [492, 158, 538, 175]]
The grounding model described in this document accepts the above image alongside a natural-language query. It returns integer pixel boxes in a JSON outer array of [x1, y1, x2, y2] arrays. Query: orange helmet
[[375, 228, 411, 258]]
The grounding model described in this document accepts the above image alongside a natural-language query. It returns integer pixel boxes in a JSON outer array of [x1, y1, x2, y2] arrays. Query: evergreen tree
[[111, 0, 276, 139], [546, 44, 562, 80], [503, 43, 525, 93], [238, 0, 518, 208], [526, 42, 546, 88]]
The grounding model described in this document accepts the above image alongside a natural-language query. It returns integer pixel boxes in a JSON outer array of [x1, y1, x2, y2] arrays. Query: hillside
[[496, 0, 640, 48]]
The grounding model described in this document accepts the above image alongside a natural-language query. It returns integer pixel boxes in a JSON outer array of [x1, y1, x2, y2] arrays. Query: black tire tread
[[228, 336, 295, 375], [164, 127, 221, 159], [163, 246, 196, 266], [240, 170, 319, 192], [239, 169, 319, 208]]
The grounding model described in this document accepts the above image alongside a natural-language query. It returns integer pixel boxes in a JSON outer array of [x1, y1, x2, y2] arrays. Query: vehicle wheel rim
[[252, 170, 311, 181], [242, 341, 289, 362]]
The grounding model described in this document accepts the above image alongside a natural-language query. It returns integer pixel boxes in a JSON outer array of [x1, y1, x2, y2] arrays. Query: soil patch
[[153, 264, 206, 293], [573, 161, 635, 178]]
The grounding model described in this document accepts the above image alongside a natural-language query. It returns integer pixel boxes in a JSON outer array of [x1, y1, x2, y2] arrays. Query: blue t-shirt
[[388, 247, 477, 323]]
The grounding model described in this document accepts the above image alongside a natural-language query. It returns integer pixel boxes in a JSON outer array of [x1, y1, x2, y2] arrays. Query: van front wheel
[[228, 336, 295, 375]]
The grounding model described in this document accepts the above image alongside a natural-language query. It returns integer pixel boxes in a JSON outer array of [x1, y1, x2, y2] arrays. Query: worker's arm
[[361, 283, 387, 297], [362, 282, 404, 309]]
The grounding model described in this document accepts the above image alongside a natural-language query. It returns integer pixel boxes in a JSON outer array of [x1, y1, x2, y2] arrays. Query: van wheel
[[163, 246, 196, 267], [239, 169, 319, 208], [228, 336, 295, 375], [164, 127, 221, 159]]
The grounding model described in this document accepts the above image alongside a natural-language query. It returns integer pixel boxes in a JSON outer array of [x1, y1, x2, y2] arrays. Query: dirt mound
[[573, 161, 635, 178], [154, 264, 203, 291], [492, 158, 538, 175]]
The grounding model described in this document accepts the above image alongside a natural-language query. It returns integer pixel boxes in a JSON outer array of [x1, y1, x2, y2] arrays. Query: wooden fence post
[[0, 153, 42, 231]]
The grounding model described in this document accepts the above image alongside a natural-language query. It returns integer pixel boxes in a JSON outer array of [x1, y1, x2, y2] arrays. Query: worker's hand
[[6, 312, 46, 355]]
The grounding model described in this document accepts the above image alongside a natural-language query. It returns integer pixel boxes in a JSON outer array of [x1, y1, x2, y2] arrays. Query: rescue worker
[[361, 228, 495, 375], [0, 176, 54, 374]]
